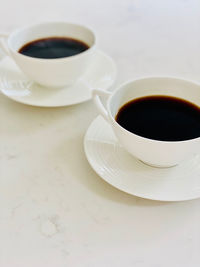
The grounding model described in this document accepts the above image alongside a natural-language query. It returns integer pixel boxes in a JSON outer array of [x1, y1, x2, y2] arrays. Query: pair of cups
[[1, 21, 200, 167]]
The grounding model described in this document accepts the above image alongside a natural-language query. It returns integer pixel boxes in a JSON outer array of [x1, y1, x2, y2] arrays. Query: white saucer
[[84, 116, 200, 201], [0, 50, 116, 107]]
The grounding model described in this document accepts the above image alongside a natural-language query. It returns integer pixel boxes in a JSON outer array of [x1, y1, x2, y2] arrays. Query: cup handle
[[0, 33, 10, 56], [92, 89, 112, 122]]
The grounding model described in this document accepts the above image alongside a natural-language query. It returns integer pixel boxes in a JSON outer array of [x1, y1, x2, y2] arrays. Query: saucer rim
[[0, 50, 117, 107]]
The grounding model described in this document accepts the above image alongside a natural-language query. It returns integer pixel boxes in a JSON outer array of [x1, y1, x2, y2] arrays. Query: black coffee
[[115, 95, 200, 141], [18, 37, 89, 59]]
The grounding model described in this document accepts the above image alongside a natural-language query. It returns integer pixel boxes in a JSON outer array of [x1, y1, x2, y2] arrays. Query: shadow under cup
[[7, 22, 96, 87], [108, 77, 200, 167]]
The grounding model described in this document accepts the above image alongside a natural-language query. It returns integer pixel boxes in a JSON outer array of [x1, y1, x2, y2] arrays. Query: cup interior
[[109, 77, 200, 120], [8, 22, 95, 54]]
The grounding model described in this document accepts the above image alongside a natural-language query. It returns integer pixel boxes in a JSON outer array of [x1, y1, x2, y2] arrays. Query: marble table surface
[[1, 0, 200, 266]]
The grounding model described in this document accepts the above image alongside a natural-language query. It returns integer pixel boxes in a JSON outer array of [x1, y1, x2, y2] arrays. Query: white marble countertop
[[1, 0, 200, 266]]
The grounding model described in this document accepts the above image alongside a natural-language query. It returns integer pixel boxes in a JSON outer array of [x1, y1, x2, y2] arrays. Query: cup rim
[[107, 76, 200, 144], [7, 21, 96, 61]]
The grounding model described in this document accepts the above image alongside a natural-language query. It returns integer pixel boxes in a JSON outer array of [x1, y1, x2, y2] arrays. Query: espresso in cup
[[0, 22, 96, 87], [115, 95, 200, 142], [93, 77, 200, 167], [18, 37, 89, 59]]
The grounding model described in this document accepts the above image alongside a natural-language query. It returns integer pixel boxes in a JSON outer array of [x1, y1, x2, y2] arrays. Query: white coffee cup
[[93, 77, 200, 167], [0, 21, 96, 87]]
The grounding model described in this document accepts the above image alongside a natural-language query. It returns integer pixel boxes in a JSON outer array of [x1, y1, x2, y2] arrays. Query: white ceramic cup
[[0, 22, 96, 87], [93, 77, 200, 167]]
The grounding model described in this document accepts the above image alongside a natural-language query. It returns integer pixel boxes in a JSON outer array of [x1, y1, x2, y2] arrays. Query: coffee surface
[[115, 95, 200, 141], [19, 37, 89, 59]]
